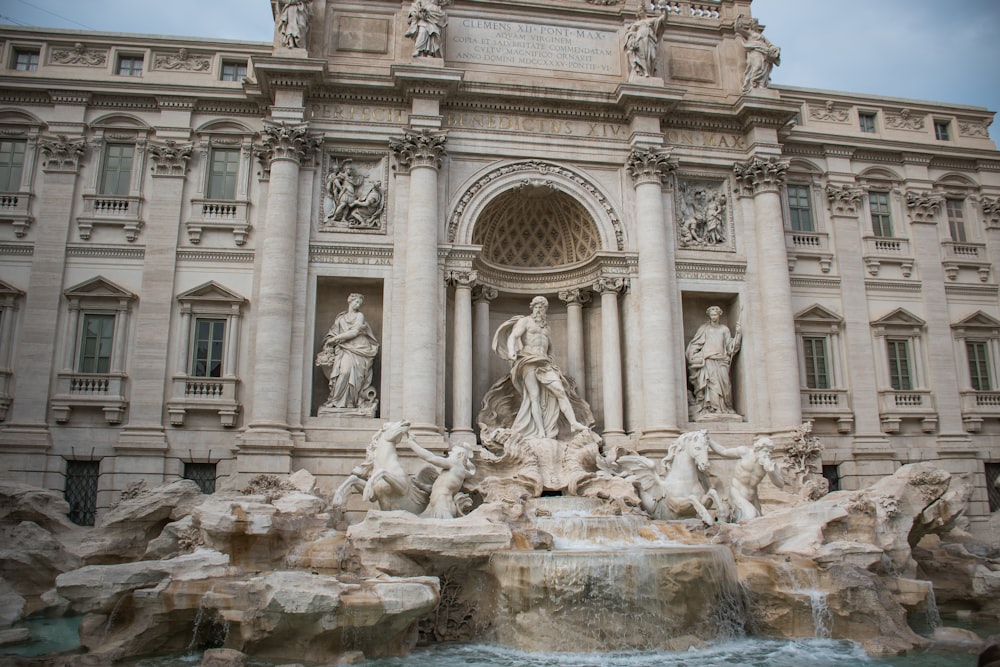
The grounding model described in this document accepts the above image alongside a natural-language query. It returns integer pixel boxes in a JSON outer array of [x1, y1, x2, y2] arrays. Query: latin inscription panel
[[449, 18, 621, 76]]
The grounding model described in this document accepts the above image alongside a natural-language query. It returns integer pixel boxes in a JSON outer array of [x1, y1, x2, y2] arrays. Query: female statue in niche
[[686, 305, 742, 419], [316, 293, 380, 411]]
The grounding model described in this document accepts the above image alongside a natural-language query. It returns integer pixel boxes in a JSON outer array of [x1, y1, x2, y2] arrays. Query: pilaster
[[593, 277, 627, 443], [448, 269, 477, 440], [558, 288, 591, 393]]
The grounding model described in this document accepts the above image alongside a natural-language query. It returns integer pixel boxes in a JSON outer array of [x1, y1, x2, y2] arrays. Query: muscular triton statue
[[480, 296, 593, 440], [709, 435, 784, 521]]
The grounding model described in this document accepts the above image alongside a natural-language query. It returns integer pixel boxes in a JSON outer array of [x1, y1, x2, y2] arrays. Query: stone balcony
[[785, 230, 833, 273], [166, 375, 240, 427], [959, 390, 1000, 433], [51, 372, 128, 424], [799, 388, 853, 433], [0, 191, 34, 237], [185, 199, 251, 246], [941, 241, 991, 282], [877, 389, 937, 433], [77, 194, 144, 242], [862, 236, 914, 278]]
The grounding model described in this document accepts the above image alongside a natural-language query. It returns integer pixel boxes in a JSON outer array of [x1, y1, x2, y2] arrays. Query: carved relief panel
[[675, 177, 733, 251], [318, 152, 389, 233]]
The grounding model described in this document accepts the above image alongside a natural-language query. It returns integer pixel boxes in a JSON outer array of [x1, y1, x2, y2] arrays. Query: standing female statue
[[316, 293, 379, 410], [686, 305, 741, 419]]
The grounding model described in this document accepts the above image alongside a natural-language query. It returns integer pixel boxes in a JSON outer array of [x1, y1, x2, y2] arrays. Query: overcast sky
[[2, 0, 997, 140]]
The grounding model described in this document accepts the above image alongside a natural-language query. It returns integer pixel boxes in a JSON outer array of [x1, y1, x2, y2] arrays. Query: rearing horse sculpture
[[617, 429, 726, 525]]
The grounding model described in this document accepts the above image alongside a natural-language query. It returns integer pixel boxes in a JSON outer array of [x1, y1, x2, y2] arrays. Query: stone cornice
[[614, 82, 684, 120], [391, 64, 464, 101], [65, 244, 145, 260], [675, 261, 747, 281], [176, 249, 255, 263], [251, 56, 326, 99], [48, 90, 91, 105], [389, 129, 447, 172], [308, 243, 393, 265], [626, 146, 677, 187], [733, 155, 788, 196], [789, 276, 841, 290]]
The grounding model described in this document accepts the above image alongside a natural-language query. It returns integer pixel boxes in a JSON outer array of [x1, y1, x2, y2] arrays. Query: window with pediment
[[871, 308, 936, 434], [185, 121, 254, 246], [795, 305, 852, 433], [77, 116, 151, 242], [167, 281, 246, 428], [51, 277, 136, 425], [952, 312, 1000, 433]]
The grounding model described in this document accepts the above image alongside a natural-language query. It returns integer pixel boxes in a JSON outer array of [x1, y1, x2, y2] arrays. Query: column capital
[[905, 189, 944, 224], [446, 269, 477, 289], [733, 155, 788, 197], [390, 129, 447, 173], [826, 183, 865, 217], [982, 195, 1000, 229], [258, 121, 322, 166], [148, 140, 194, 178], [39, 134, 86, 173], [626, 146, 676, 187], [593, 276, 629, 295], [472, 285, 498, 304], [558, 288, 592, 307]]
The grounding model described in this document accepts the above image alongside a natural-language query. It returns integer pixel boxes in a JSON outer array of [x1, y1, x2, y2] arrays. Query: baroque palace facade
[[0, 0, 998, 533]]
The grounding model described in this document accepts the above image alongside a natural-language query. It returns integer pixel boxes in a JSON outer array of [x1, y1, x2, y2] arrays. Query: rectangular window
[[221, 61, 247, 82], [934, 120, 951, 141], [859, 112, 876, 133], [99, 144, 134, 196], [207, 148, 239, 200], [0, 139, 26, 191], [886, 338, 913, 391], [802, 336, 831, 389], [116, 55, 143, 77], [192, 318, 225, 378], [869, 192, 893, 238], [65, 460, 100, 526], [787, 185, 814, 232], [986, 462, 1000, 513], [946, 198, 967, 242], [183, 462, 217, 494], [13, 49, 40, 71], [78, 313, 114, 374], [967, 340, 992, 391]]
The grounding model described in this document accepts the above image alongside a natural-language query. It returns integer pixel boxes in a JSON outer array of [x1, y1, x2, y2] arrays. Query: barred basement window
[[985, 462, 1000, 513], [822, 464, 841, 493], [184, 462, 217, 494], [65, 460, 100, 526]]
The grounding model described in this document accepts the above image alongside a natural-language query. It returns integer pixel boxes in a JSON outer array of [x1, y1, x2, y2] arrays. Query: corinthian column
[[734, 155, 801, 428], [558, 288, 590, 392], [243, 122, 320, 449], [448, 270, 476, 440], [627, 147, 680, 445], [390, 130, 447, 438], [472, 285, 498, 420], [594, 277, 627, 439]]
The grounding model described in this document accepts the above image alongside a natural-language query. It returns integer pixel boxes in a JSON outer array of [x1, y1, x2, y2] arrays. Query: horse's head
[[677, 429, 710, 472], [380, 419, 412, 443]]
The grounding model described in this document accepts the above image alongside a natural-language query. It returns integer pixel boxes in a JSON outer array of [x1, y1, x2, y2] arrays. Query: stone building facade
[[0, 0, 998, 532]]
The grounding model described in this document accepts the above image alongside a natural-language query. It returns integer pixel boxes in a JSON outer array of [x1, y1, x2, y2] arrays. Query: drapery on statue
[[686, 305, 741, 419], [623, 6, 668, 78], [404, 0, 448, 58], [479, 296, 593, 439], [735, 14, 780, 94], [316, 293, 379, 411], [708, 435, 784, 521], [276, 0, 311, 49]]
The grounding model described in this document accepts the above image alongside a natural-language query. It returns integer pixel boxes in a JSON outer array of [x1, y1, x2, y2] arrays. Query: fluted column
[[594, 277, 627, 437], [244, 122, 320, 441], [390, 130, 447, 438], [558, 288, 590, 392], [448, 270, 476, 440], [734, 155, 801, 429], [627, 147, 679, 443], [472, 285, 498, 422]]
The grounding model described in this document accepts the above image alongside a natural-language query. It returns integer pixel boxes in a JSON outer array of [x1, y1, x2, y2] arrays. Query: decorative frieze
[[38, 135, 86, 173], [826, 184, 864, 217], [958, 119, 991, 139], [885, 109, 925, 131], [258, 121, 322, 165], [733, 155, 788, 196], [148, 140, 193, 177], [389, 129, 447, 172], [50, 43, 107, 66], [675, 260, 746, 281], [153, 49, 210, 71], [626, 146, 677, 187], [66, 245, 144, 260], [905, 190, 944, 223], [309, 244, 393, 266], [808, 101, 849, 123]]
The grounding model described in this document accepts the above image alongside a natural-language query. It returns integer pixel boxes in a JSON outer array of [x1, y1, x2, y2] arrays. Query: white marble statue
[[404, 0, 448, 58], [617, 430, 725, 525], [686, 305, 741, 420], [406, 440, 476, 519], [735, 14, 780, 94], [276, 0, 311, 50], [480, 296, 592, 440], [348, 181, 384, 228], [315, 293, 379, 412], [623, 6, 668, 78], [709, 435, 784, 521], [324, 160, 362, 222]]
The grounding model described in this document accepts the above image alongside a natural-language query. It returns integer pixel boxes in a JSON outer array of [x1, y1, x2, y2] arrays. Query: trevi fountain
[[1, 294, 998, 666]]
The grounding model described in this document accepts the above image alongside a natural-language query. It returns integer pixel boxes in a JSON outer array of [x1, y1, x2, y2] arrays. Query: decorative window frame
[[782, 172, 832, 273], [794, 304, 852, 433], [870, 308, 936, 434], [951, 311, 1000, 433], [0, 109, 42, 237], [51, 277, 136, 425], [858, 172, 913, 278], [166, 281, 246, 427], [0, 280, 24, 420], [184, 121, 255, 246], [934, 176, 990, 283], [77, 117, 151, 242]]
